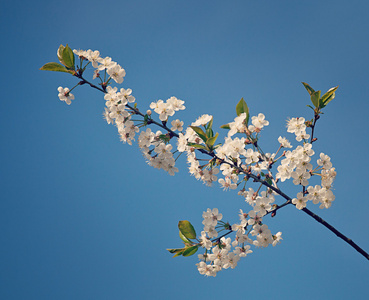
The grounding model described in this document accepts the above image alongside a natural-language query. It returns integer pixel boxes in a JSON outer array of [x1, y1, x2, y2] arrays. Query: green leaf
[[189, 126, 208, 143], [206, 117, 213, 130], [158, 134, 170, 143], [206, 119, 214, 138], [220, 124, 230, 129], [178, 220, 197, 240], [186, 142, 207, 150], [167, 248, 184, 254], [167, 248, 185, 257], [206, 132, 219, 148], [320, 86, 338, 108], [310, 90, 321, 108], [179, 231, 191, 243], [173, 251, 184, 257], [206, 127, 214, 138], [182, 245, 199, 257], [62, 44, 75, 70], [40, 62, 74, 74], [302, 82, 315, 96], [306, 104, 315, 111], [236, 97, 249, 118], [57, 44, 65, 63]]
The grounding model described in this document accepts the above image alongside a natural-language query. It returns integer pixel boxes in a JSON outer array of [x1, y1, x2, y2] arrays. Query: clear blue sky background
[[1, 0, 369, 299]]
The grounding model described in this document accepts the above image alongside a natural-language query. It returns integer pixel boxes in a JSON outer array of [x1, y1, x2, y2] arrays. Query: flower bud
[[146, 110, 152, 116]]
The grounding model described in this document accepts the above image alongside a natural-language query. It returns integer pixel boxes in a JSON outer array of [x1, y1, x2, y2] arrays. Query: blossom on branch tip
[[278, 136, 292, 148], [57, 87, 74, 105]]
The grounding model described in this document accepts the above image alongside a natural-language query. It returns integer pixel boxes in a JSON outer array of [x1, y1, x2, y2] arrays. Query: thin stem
[[310, 112, 319, 144]]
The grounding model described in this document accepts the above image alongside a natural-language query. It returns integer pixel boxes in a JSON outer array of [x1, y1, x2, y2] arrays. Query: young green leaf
[[310, 90, 321, 108], [207, 117, 214, 131], [206, 132, 219, 148], [220, 124, 230, 130], [206, 128, 214, 138], [173, 251, 184, 258], [179, 230, 192, 244], [320, 86, 338, 108], [158, 134, 170, 144], [189, 126, 208, 143], [206, 119, 214, 138], [302, 82, 315, 96], [182, 245, 199, 257], [167, 248, 185, 257], [40, 62, 74, 74], [57, 44, 65, 63], [186, 142, 208, 150], [236, 97, 249, 117], [167, 248, 185, 254], [62, 44, 75, 70], [178, 220, 197, 240]]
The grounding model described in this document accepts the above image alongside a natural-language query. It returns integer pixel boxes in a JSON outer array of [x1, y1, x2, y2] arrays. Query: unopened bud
[[312, 138, 318, 142], [146, 110, 152, 116]]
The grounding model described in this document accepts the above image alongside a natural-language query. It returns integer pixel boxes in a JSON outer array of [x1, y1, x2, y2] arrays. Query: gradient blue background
[[1, 0, 369, 299]]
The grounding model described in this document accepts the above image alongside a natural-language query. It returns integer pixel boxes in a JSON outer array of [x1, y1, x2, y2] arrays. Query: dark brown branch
[[302, 207, 369, 260]]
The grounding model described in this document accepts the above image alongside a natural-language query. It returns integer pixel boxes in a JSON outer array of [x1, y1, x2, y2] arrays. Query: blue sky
[[1, 0, 369, 299]]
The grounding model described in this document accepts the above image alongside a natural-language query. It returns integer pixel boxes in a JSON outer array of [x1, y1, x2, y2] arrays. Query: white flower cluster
[[276, 143, 315, 184], [240, 189, 275, 216], [73, 49, 126, 84], [149, 97, 185, 121], [275, 120, 337, 210], [227, 112, 269, 137], [138, 128, 179, 176], [136, 98, 186, 176], [287, 117, 310, 142], [57, 87, 74, 105], [102, 86, 139, 145], [196, 208, 281, 277]]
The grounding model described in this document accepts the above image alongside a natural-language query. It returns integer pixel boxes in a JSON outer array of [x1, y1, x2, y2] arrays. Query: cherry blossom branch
[[43, 47, 368, 273], [78, 73, 369, 261]]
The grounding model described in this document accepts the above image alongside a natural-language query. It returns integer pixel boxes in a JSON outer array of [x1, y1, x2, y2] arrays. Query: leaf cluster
[[302, 82, 338, 113], [167, 220, 199, 257], [40, 44, 76, 74], [189, 117, 219, 152]]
